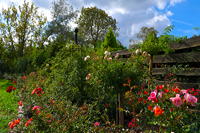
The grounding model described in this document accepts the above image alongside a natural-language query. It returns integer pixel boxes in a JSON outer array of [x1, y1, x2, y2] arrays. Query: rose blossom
[[184, 93, 198, 106], [94, 122, 100, 127], [170, 94, 183, 107], [84, 55, 90, 61], [148, 90, 157, 102], [180, 89, 188, 94]]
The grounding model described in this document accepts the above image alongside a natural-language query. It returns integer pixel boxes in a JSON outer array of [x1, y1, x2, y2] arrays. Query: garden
[[0, 0, 200, 133]]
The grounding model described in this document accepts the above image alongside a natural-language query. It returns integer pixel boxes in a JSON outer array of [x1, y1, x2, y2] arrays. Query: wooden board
[[170, 36, 200, 50], [152, 68, 200, 76], [111, 50, 132, 56], [153, 52, 200, 63]]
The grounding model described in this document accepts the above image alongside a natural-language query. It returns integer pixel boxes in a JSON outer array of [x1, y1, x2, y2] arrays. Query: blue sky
[[0, 0, 200, 47], [170, 0, 200, 37]]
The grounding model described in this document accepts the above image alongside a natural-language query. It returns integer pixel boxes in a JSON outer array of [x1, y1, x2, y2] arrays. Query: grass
[[0, 79, 18, 132]]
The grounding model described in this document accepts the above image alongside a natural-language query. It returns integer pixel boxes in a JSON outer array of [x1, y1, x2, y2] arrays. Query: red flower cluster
[[148, 105, 153, 111], [32, 106, 42, 114], [172, 87, 180, 93], [186, 88, 200, 96], [156, 85, 164, 90], [31, 88, 44, 96], [18, 101, 23, 106], [94, 122, 100, 127], [143, 91, 148, 95], [6, 86, 16, 93], [25, 118, 33, 127], [128, 118, 138, 128], [153, 106, 164, 117], [8, 119, 20, 129]]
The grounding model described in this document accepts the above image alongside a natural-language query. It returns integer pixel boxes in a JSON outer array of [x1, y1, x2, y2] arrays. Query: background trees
[[0, 1, 47, 73], [0, 2, 47, 57], [77, 7, 117, 46], [47, 0, 77, 43], [102, 28, 125, 50]]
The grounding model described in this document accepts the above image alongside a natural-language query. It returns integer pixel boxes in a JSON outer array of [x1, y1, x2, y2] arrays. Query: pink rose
[[180, 90, 188, 94], [148, 90, 157, 102], [184, 93, 198, 106], [32, 106, 42, 114], [94, 122, 100, 127], [170, 94, 183, 107]]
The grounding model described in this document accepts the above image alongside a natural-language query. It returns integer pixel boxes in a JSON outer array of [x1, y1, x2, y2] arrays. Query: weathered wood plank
[[170, 36, 200, 50], [155, 80, 200, 89], [152, 68, 200, 76], [111, 50, 132, 56], [153, 52, 200, 63]]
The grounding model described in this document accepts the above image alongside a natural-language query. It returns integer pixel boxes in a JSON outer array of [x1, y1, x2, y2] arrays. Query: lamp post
[[74, 28, 78, 45]]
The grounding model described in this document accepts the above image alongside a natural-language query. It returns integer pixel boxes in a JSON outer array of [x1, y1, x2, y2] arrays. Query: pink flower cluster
[[170, 94, 183, 107], [32, 106, 42, 114], [148, 85, 166, 103], [148, 90, 158, 102], [170, 90, 198, 107]]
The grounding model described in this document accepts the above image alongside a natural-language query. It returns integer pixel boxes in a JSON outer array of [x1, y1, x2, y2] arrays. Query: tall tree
[[47, 0, 77, 43], [77, 7, 117, 46], [102, 28, 124, 50], [137, 27, 158, 41], [0, 1, 47, 57]]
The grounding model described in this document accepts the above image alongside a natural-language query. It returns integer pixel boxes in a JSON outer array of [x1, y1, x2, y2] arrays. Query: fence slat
[[153, 52, 200, 63]]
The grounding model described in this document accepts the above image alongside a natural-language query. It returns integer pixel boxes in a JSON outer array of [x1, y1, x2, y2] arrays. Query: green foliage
[[47, 0, 77, 43], [0, 79, 18, 132], [0, 1, 47, 56], [77, 6, 117, 45], [0, 1, 48, 73], [102, 28, 125, 51], [140, 28, 173, 55], [137, 27, 158, 40]]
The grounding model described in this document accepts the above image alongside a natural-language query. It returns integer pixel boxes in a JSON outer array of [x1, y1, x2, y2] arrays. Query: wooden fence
[[112, 36, 200, 89], [112, 36, 200, 125]]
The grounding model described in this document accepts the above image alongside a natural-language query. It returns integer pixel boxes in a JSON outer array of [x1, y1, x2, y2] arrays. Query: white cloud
[[107, 7, 129, 15], [170, 0, 185, 6], [155, 0, 168, 10], [0, 0, 185, 46]]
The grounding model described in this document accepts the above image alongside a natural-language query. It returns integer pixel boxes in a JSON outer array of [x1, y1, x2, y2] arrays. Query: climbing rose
[[148, 105, 153, 111], [128, 121, 137, 128], [94, 122, 100, 127], [143, 91, 148, 95], [32, 106, 42, 114], [164, 89, 169, 93], [148, 90, 157, 102], [170, 94, 183, 107], [6, 86, 16, 93], [31, 88, 44, 96], [25, 118, 33, 127], [172, 87, 180, 93], [180, 90, 188, 94], [156, 85, 164, 90], [184, 93, 198, 106], [8, 119, 21, 129], [153, 106, 164, 117], [18, 101, 23, 106]]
